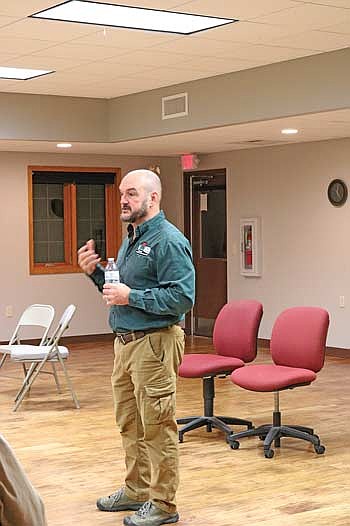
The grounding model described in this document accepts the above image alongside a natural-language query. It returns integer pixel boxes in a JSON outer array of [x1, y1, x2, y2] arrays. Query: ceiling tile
[[0, 79, 19, 90], [136, 65, 218, 83], [34, 42, 125, 61], [57, 60, 126, 78], [103, 50, 195, 68], [0, 52, 19, 62], [0, 36, 58, 54], [270, 29, 350, 51], [72, 27, 180, 50], [224, 43, 319, 62], [319, 21, 350, 35], [193, 20, 295, 43], [154, 36, 249, 57], [292, 0, 350, 7], [172, 0, 300, 19], [1, 55, 94, 71], [257, 4, 350, 30], [92, 0, 185, 8], [96, 61, 153, 77], [0, 1, 62, 17], [173, 56, 258, 73], [0, 15, 18, 28], [155, 36, 318, 63], [0, 17, 101, 41]]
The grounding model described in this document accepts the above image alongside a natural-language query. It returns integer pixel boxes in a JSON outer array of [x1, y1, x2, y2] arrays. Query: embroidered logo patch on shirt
[[136, 242, 152, 256]]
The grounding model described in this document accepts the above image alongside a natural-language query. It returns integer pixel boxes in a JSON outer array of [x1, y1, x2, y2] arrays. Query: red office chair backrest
[[271, 307, 329, 372], [213, 300, 263, 363]]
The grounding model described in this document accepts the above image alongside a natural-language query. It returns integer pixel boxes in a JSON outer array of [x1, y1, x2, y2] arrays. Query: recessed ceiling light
[[30, 0, 237, 35], [56, 143, 72, 148], [0, 66, 54, 80], [281, 128, 299, 135]]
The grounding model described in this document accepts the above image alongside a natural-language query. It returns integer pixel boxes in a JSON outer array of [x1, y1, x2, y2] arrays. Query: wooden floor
[[0, 336, 349, 526]]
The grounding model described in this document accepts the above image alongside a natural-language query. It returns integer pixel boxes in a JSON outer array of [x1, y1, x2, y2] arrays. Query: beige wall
[[0, 93, 108, 142], [0, 151, 179, 340], [196, 138, 350, 348], [1, 139, 350, 349], [159, 156, 183, 230]]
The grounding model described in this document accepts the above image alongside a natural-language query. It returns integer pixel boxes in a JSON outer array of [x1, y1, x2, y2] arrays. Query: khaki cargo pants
[[111, 325, 185, 514]]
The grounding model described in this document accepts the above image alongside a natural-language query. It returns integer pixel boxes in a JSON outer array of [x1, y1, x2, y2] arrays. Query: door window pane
[[201, 189, 226, 259]]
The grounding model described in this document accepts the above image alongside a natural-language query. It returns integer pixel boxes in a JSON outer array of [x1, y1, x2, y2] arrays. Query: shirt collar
[[128, 211, 165, 239]]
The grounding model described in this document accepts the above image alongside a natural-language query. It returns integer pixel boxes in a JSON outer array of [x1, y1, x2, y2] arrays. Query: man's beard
[[121, 199, 148, 223]]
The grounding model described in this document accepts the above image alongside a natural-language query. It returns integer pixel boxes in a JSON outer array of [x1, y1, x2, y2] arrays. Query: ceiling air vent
[[162, 92, 188, 120]]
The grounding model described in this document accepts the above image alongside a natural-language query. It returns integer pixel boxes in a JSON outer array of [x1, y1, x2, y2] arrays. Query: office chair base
[[177, 375, 254, 442], [228, 423, 325, 458], [177, 415, 253, 443]]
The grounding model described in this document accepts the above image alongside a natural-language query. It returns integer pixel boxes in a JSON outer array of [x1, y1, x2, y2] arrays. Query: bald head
[[123, 169, 162, 200], [119, 169, 162, 226]]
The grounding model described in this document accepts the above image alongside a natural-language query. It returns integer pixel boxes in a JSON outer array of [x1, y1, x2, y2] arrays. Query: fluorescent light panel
[[0, 66, 54, 80], [31, 0, 237, 35]]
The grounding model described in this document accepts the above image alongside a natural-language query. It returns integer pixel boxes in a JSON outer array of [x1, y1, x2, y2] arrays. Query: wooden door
[[184, 169, 227, 336]]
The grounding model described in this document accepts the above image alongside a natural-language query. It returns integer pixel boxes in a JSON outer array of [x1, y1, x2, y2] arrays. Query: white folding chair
[[0, 304, 55, 381], [11, 305, 80, 412]]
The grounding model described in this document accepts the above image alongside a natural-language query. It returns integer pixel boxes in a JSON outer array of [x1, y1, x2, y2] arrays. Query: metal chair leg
[[14, 363, 38, 402], [0, 354, 8, 369], [51, 363, 62, 393], [58, 355, 80, 409], [13, 360, 48, 412]]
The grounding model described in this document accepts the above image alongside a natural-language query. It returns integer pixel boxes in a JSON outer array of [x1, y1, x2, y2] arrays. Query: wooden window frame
[[28, 166, 121, 275]]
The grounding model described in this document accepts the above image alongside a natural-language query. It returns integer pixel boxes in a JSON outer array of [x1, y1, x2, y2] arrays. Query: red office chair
[[228, 306, 329, 458], [177, 300, 263, 443]]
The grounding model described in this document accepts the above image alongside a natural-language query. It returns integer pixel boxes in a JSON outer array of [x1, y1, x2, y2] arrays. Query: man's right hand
[[77, 239, 101, 275]]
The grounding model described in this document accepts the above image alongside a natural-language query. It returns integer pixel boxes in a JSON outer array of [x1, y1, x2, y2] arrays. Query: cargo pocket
[[144, 377, 175, 424]]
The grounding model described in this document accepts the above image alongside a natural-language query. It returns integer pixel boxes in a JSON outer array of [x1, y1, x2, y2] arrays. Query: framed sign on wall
[[240, 217, 262, 277]]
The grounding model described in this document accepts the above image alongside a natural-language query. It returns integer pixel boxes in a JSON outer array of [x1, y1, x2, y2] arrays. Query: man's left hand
[[103, 283, 131, 306]]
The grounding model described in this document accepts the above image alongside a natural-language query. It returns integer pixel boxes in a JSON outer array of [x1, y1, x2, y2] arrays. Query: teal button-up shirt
[[89, 211, 195, 332]]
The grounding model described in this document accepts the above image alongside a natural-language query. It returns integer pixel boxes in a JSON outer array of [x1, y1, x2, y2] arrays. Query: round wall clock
[[327, 179, 348, 207]]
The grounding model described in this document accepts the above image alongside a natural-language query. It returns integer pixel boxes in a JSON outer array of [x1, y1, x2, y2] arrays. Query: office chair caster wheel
[[259, 435, 267, 441], [264, 448, 274, 459], [230, 440, 240, 450], [178, 434, 183, 444], [314, 444, 325, 454]]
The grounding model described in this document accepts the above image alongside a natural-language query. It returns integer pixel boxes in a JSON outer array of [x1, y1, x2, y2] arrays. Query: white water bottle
[[104, 258, 120, 284]]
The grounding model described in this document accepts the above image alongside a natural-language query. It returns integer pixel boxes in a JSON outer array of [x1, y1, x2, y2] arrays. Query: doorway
[[184, 169, 227, 336]]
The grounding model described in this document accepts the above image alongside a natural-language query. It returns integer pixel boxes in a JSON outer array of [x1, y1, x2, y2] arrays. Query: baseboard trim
[[60, 333, 115, 344]]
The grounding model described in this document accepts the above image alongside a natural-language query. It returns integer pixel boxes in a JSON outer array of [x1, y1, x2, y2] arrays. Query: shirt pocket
[[143, 377, 175, 424]]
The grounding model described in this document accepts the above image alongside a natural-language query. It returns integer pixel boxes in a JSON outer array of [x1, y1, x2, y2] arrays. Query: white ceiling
[[0, 0, 350, 154], [1, 0, 350, 98]]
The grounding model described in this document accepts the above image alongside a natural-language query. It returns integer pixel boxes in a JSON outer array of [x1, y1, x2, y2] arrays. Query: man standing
[[78, 169, 195, 526]]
